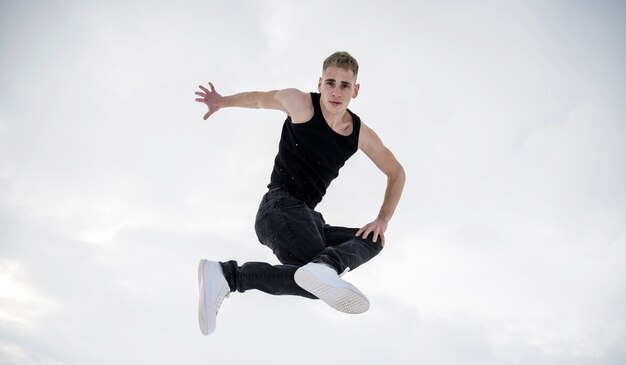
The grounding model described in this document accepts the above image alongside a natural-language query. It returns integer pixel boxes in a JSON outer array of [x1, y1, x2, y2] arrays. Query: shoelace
[[340, 267, 351, 277]]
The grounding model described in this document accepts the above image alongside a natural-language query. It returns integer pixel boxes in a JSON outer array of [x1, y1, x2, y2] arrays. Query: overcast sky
[[1, 0, 625, 364]]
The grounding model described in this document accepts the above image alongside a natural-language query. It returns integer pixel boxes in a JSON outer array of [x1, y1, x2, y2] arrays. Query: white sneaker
[[294, 262, 370, 314], [198, 260, 230, 335]]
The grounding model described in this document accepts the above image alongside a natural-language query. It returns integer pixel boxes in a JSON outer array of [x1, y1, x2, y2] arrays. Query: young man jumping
[[194, 51, 405, 335]]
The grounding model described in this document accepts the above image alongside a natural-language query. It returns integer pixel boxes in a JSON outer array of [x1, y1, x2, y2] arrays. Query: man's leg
[[198, 190, 324, 335], [293, 224, 384, 314], [313, 224, 384, 274], [219, 189, 325, 298], [220, 261, 315, 298]]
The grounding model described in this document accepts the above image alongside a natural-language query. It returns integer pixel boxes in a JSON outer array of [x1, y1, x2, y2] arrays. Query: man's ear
[[353, 83, 360, 98], [318, 77, 322, 92]]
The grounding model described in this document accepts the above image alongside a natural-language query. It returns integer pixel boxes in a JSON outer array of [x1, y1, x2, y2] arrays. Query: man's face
[[318, 66, 360, 114]]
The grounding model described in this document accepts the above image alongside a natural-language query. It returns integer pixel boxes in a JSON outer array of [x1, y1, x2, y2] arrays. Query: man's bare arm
[[355, 122, 406, 246], [195, 82, 311, 121]]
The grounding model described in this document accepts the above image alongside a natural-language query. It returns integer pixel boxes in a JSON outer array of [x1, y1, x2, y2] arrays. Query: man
[[194, 51, 405, 335]]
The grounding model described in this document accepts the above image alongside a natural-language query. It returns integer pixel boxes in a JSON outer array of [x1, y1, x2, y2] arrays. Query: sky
[[1, 0, 625, 364]]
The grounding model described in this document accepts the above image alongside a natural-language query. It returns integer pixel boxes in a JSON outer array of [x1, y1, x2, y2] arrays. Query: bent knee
[[355, 234, 384, 253]]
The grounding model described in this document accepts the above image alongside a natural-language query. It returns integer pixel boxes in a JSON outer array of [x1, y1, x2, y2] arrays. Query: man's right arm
[[195, 83, 311, 121]]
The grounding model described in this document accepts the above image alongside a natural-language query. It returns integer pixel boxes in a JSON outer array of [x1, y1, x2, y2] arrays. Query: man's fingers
[[360, 228, 374, 240], [209, 82, 216, 92], [198, 85, 209, 93], [356, 222, 387, 246]]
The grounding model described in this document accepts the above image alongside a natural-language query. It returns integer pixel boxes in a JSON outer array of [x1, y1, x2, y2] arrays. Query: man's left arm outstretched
[[355, 123, 406, 247]]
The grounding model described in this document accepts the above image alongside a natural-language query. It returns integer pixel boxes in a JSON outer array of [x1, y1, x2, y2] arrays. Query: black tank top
[[268, 92, 361, 208]]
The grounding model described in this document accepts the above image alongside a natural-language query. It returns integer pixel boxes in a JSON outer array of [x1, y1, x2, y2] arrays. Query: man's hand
[[356, 217, 388, 247], [195, 82, 222, 120]]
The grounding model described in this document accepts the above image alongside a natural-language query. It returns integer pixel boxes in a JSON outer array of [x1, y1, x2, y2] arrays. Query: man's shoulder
[[276, 88, 311, 103], [357, 122, 379, 150], [277, 89, 314, 123]]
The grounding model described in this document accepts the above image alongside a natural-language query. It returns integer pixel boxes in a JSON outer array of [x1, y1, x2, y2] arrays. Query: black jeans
[[220, 189, 383, 298]]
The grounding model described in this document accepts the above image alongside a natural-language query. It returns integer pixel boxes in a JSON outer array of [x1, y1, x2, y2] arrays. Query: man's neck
[[320, 104, 348, 127]]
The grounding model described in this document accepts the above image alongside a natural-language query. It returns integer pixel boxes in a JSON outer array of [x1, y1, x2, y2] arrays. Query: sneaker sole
[[294, 267, 370, 314], [198, 260, 209, 335]]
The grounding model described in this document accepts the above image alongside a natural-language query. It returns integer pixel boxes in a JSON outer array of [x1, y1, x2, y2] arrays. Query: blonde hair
[[323, 51, 359, 77]]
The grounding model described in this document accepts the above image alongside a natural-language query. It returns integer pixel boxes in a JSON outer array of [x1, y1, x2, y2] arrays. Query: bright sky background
[[1, 1, 625, 364]]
